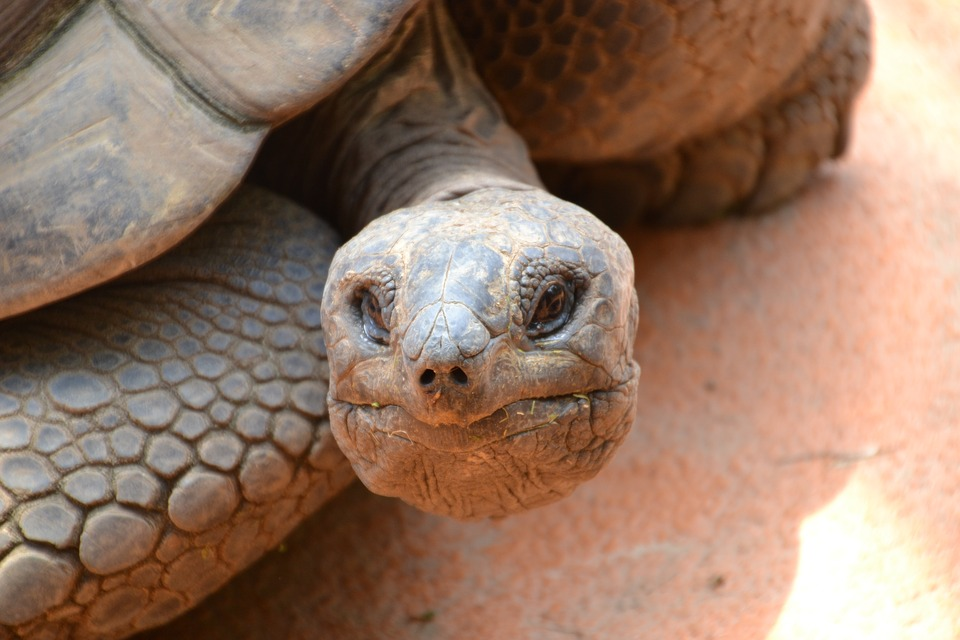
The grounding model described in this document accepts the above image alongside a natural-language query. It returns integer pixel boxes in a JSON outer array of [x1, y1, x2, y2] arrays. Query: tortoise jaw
[[328, 364, 639, 519], [343, 391, 595, 453]]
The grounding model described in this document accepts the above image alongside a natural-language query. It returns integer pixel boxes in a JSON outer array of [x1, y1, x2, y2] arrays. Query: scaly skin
[[0, 188, 355, 639], [259, 2, 640, 519], [322, 188, 639, 519], [0, 0, 872, 637], [450, 0, 873, 224]]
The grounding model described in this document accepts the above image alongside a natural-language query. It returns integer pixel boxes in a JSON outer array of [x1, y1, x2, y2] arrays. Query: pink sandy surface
[[146, 0, 960, 637]]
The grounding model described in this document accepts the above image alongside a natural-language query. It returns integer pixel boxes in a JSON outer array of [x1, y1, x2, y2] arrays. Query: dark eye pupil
[[534, 284, 565, 323], [361, 291, 389, 344], [528, 281, 573, 338]]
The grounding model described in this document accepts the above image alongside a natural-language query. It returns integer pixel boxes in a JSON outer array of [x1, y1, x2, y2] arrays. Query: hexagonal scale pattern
[[451, 0, 838, 161], [0, 187, 355, 639]]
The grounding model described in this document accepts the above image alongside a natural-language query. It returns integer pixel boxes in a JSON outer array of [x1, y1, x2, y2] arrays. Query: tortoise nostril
[[419, 369, 436, 386], [450, 367, 468, 386]]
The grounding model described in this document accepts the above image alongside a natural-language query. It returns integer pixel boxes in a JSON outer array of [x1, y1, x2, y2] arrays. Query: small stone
[[210, 401, 234, 426], [46, 602, 83, 622], [128, 563, 162, 588], [19, 496, 82, 548], [115, 466, 163, 510], [1, 375, 34, 395], [0, 394, 20, 417], [69, 419, 93, 437], [144, 435, 193, 478], [78, 433, 110, 463], [251, 362, 278, 382], [155, 532, 187, 564], [259, 305, 287, 324], [160, 361, 191, 384], [0, 452, 57, 497], [272, 412, 313, 458], [23, 398, 44, 418], [62, 468, 112, 505], [72, 577, 102, 605], [267, 326, 299, 350], [0, 486, 11, 520], [295, 304, 323, 329], [117, 363, 160, 392], [198, 432, 244, 472], [50, 446, 84, 473], [79, 505, 160, 575], [279, 353, 314, 380], [135, 590, 187, 630], [134, 339, 172, 362], [90, 351, 124, 372], [168, 469, 239, 533], [291, 382, 326, 418], [175, 336, 203, 357], [213, 313, 237, 331], [205, 332, 233, 352], [33, 424, 70, 454], [231, 340, 265, 365], [192, 354, 228, 380], [277, 283, 305, 305], [159, 322, 183, 340], [0, 547, 79, 625], [109, 426, 146, 461], [0, 523, 19, 555], [255, 381, 287, 410], [188, 317, 212, 336], [176, 379, 217, 410], [235, 406, 269, 441], [220, 519, 262, 569], [87, 586, 149, 633], [239, 444, 294, 503], [101, 573, 128, 591], [0, 416, 30, 449], [163, 549, 231, 599], [46, 372, 114, 414], [171, 411, 211, 441], [127, 390, 180, 429], [218, 372, 252, 403], [240, 318, 265, 339]]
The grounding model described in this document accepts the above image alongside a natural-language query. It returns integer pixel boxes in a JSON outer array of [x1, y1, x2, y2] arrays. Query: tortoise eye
[[360, 291, 390, 345], [527, 280, 574, 338]]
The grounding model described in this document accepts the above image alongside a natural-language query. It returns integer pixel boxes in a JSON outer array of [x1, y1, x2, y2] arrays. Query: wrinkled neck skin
[[256, 0, 542, 232], [330, 0, 543, 229], [305, 1, 640, 519]]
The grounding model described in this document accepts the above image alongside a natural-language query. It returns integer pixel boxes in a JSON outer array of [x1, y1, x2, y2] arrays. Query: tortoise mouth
[[327, 364, 639, 519], [341, 390, 597, 453]]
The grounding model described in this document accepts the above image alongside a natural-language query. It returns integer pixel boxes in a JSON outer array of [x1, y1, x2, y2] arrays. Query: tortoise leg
[[0, 187, 355, 639], [540, 0, 872, 226]]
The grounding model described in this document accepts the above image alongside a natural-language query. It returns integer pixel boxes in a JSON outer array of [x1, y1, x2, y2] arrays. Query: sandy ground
[[144, 0, 960, 637]]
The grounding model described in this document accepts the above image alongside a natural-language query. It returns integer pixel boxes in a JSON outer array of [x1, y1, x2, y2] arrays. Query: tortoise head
[[322, 188, 640, 518]]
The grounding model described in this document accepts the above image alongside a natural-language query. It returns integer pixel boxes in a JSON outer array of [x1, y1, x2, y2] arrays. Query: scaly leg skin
[[0, 1, 639, 638], [0, 187, 356, 640], [544, 0, 872, 225], [452, 0, 873, 226]]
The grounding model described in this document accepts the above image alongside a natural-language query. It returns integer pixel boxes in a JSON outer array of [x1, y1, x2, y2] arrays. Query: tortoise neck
[[251, 0, 542, 235]]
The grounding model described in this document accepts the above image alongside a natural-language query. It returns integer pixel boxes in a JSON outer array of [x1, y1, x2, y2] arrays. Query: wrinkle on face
[[323, 188, 639, 518]]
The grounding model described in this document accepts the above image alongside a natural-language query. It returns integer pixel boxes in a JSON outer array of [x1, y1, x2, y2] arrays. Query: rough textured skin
[[0, 187, 354, 639], [256, 2, 640, 518], [0, 0, 873, 636], [0, 0, 417, 319], [252, 0, 542, 234], [323, 188, 639, 518], [450, 0, 873, 224]]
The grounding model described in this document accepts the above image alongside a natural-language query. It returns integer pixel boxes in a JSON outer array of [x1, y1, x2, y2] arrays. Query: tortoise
[[0, 0, 871, 637]]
